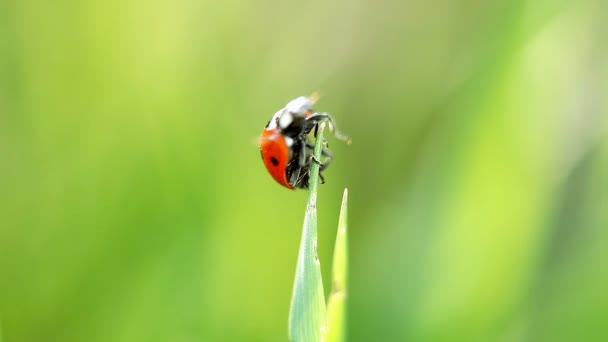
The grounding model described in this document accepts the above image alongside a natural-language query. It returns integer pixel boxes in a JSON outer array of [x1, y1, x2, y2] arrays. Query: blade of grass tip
[[325, 188, 348, 342], [289, 123, 328, 342]]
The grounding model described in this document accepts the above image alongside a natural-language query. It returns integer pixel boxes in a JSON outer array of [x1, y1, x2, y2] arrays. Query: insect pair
[[259, 95, 350, 189]]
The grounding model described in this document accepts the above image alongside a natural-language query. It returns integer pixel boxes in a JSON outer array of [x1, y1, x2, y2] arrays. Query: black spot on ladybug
[[270, 156, 279, 166]]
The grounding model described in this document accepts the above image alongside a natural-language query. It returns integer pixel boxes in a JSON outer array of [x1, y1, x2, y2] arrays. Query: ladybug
[[259, 95, 350, 189]]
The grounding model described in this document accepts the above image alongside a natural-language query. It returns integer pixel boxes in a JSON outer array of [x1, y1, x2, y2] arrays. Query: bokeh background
[[1, 0, 607, 341]]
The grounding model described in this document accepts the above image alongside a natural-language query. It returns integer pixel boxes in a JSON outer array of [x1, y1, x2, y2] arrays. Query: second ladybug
[[259, 95, 350, 189]]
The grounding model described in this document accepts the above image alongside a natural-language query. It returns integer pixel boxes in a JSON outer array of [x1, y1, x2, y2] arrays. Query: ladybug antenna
[[320, 114, 352, 145], [309, 91, 321, 105], [305, 99, 352, 145], [328, 121, 352, 145]]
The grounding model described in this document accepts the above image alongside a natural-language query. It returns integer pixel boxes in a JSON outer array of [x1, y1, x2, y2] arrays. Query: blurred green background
[[1, 0, 607, 341]]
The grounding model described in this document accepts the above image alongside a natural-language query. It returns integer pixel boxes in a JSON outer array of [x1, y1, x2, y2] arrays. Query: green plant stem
[[288, 123, 328, 342], [325, 188, 348, 342]]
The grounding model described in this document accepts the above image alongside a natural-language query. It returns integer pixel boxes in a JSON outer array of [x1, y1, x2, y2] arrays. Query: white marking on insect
[[266, 110, 282, 130], [285, 96, 313, 115], [279, 111, 294, 129], [284, 136, 294, 147]]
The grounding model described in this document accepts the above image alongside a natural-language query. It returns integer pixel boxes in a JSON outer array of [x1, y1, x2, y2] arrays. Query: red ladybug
[[259, 95, 350, 189]]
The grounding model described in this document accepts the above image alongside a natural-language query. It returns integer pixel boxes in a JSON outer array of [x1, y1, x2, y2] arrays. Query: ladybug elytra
[[259, 95, 350, 189]]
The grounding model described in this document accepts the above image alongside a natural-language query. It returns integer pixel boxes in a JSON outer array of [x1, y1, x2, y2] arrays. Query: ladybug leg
[[306, 113, 351, 144], [298, 142, 308, 167], [288, 166, 300, 187], [292, 168, 310, 189], [313, 132, 330, 149], [311, 154, 323, 165], [288, 160, 310, 189], [309, 154, 332, 172], [305, 142, 332, 157], [290, 167, 303, 187], [305, 142, 332, 171], [319, 155, 331, 171], [304, 154, 327, 185]]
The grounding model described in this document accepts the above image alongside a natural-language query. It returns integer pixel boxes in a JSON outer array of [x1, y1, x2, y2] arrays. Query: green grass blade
[[325, 188, 348, 342], [289, 123, 328, 342]]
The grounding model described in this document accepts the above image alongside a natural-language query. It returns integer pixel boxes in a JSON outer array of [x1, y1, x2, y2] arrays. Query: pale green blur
[[1, 0, 606, 341]]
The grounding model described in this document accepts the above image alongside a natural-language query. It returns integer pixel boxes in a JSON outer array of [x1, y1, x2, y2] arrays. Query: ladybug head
[[273, 96, 314, 132], [285, 96, 313, 116]]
